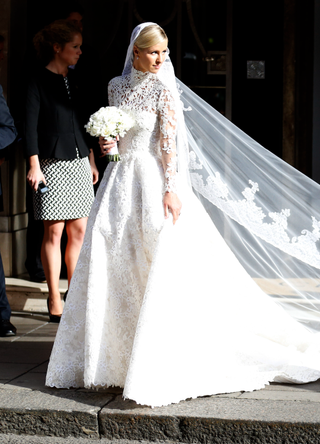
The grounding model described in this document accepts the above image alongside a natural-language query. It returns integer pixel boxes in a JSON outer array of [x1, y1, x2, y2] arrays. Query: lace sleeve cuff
[[164, 159, 178, 193]]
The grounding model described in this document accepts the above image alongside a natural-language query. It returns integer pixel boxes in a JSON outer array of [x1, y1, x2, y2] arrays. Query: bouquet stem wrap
[[104, 138, 121, 162]]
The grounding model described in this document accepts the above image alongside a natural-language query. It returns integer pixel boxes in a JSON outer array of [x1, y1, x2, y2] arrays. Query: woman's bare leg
[[42, 220, 65, 316], [65, 217, 88, 286]]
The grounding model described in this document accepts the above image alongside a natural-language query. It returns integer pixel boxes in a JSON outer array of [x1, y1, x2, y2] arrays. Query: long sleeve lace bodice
[[108, 67, 178, 193]]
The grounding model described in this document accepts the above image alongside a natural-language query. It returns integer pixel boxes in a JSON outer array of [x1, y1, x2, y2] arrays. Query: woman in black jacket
[[25, 20, 99, 322]]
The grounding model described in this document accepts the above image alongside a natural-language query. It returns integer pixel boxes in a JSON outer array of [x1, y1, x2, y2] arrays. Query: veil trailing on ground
[[124, 23, 320, 332]]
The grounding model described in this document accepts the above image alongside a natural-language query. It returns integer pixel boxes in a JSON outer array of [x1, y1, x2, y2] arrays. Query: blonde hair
[[134, 24, 168, 49]]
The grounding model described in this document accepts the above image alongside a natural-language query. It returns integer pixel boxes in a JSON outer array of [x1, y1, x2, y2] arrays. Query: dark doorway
[[232, 1, 284, 159], [25, 0, 313, 170]]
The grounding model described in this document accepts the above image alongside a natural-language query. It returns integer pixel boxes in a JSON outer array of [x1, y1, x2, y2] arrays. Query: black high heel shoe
[[63, 290, 68, 302], [47, 298, 62, 323]]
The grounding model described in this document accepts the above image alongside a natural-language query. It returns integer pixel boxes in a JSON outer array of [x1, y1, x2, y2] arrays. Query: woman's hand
[[163, 192, 182, 225], [27, 155, 46, 191], [89, 149, 99, 185], [99, 135, 119, 157], [91, 164, 99, 185]]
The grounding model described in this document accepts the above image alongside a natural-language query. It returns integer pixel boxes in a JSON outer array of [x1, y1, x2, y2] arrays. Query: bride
[[46, 22, 320, 407]]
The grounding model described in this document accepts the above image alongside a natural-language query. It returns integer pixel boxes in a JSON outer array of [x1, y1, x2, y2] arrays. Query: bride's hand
[[163, 192, 182, 225], [99, 136, 119, 157]]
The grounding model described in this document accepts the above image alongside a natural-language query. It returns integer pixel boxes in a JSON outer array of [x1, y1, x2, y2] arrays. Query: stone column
[[0, 0, 28, 276]]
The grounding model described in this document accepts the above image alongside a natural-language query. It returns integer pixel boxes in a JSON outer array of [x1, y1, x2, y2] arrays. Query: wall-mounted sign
[[247, 61, 265, 79]]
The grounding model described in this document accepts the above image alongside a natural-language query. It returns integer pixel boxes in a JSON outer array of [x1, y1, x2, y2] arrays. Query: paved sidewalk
[[0, 314, 320, 443]]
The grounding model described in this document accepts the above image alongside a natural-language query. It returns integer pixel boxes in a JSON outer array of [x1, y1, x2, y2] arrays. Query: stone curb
[[0, 409, 100, 439], [100, 415, 320, 443], [0, 388, 114, 439], [0, 394, 320, 443], [99, 396, 320, 443]]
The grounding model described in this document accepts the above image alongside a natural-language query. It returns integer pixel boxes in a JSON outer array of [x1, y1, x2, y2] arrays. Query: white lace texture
[[109, 67, 178, 194]]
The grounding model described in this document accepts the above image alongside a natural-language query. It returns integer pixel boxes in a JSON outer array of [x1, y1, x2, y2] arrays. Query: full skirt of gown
[[45, 151, 320, 407]]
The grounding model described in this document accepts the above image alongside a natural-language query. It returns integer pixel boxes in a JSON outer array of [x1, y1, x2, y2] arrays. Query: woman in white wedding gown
[[45, 23, 320, 407]]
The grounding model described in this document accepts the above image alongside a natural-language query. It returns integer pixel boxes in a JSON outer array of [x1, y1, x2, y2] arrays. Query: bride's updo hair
[[33, 20, 81, 64], [134, 24, 168, 49]]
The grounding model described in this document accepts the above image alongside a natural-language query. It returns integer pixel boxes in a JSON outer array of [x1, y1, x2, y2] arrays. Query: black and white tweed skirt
[[33, 154, 94, 221]]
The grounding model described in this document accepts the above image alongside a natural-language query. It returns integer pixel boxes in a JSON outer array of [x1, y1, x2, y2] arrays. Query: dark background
[[23, 0, 314, 172]]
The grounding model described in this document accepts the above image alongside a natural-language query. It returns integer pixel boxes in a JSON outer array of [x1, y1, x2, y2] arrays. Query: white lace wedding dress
[[46, 67, 320, 407]]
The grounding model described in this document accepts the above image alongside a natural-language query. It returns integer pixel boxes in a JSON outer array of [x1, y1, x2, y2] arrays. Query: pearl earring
[[136, 56, 139, 60]]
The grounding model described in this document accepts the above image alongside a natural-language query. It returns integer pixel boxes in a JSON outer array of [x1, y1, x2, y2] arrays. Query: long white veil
[[183, 86, 320, 332], [124, 23, 320, 332]]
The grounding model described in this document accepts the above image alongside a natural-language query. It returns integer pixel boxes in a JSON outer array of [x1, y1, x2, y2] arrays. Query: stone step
[[5, 276, 68, 313], [0, 389, 319, 443], [98, 394, 320, 443]]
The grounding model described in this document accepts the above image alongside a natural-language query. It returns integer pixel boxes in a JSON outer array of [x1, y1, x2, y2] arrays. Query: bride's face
[[133, 40, 168, 74]]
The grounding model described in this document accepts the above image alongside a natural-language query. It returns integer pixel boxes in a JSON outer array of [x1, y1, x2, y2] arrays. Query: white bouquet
[[84, 106, 134, 161]]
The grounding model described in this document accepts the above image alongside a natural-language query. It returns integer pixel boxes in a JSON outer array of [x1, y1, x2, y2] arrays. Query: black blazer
[[0, 84, 17, 212], [24, 68, 92, 160]]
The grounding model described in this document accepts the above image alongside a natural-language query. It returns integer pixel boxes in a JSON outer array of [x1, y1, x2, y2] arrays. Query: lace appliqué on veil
[[189, 151, 320, 269]]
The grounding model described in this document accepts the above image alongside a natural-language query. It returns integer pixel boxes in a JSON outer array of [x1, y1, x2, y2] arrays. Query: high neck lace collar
[[130, 66, 158, 85]]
